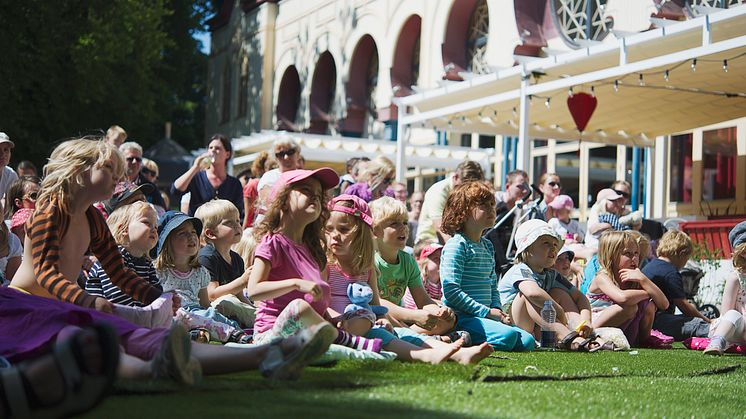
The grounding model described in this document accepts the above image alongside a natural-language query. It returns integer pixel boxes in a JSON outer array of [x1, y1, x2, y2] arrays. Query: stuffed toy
[[345, 282, 388, 319]]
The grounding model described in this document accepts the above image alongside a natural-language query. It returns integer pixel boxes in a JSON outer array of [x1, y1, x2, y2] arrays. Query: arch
[[275, 65, 301, 131], [309, 51, 337, 134], [390, 15, 421, 98], [441, 0, 484, 80], [341, 35, 378, 138]]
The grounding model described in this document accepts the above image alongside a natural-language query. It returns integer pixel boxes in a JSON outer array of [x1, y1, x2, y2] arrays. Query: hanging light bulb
[[568, 87, 574, 98], [639, 74, 645, 86], [613, 80, 619, 92], [528, 94, 533, 103], [664, 69, 670, 82], [512, 107, 518, 118], [448, 120, 453, 130], [723, 59, 728, 72], [691, 58, 697, 72], [544, 97, 551, 108], [590, 86, 595, 97]]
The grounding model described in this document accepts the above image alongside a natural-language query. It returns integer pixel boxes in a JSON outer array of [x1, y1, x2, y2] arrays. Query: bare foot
[[450, 342, 494, 365], [415, 337, 464, 365]]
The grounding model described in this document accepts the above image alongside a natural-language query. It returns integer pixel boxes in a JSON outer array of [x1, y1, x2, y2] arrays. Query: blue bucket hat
[[156, 211, 203, 257]]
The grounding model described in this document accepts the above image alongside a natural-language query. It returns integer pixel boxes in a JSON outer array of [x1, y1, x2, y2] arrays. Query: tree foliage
[[0, 0, 209, 168]]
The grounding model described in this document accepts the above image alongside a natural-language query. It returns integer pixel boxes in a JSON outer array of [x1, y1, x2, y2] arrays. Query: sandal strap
[[558, 331, 580, 350], [259, 338, 285, 377], [54, 337, 84, 389], [0, 367, 31, 418]]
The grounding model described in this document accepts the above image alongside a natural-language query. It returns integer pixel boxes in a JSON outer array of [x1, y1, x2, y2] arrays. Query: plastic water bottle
[[540, 300, 556, 350]]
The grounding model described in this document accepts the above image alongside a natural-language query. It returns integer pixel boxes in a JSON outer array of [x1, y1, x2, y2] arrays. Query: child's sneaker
[[650, 329, 674, 344], [704, 336, 727, 356]]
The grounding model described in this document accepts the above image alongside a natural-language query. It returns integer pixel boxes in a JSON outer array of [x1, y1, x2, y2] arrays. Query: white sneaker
[[703, 336, 726, 356]]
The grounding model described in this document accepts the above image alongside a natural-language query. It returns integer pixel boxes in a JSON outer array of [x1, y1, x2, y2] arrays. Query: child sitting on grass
[[195, 199, 256, 327], [498, 218, 602, 351], [439, 182, 535, 352], [705, 221, 746, 355], [369, 197, 456, 338], [585, 230, 670, 348], [325, 195, 490, 363], [155, 211, 251, 343], [642, 230, 710, 341]]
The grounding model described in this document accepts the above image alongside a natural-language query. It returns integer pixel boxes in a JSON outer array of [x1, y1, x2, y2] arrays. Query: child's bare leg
[[409, 316, 455, 336], [189, 342, 269, 374], [593, 303, 638, 328], [383, 338, 462, 364], [118, 353, 154, 379], [512, 294, 583, 347], [419, 339, 493, 365], [637, 301, 657, 344], [549, 288, 581, 328]]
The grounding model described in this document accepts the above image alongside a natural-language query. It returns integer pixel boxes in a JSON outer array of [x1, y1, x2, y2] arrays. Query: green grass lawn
[[91, 345, 746, 418]]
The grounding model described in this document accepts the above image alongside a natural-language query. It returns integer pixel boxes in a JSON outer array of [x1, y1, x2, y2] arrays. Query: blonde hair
[[106, 125, 127, 142], [154, 220, 202, 271], [369, 196, 408, 230], [597, 230, 639, 286], [194, 199, 240, 242], [119, 142, 143, 155], [656, 230, 692, 259], [232, 230, 257, 268], [107, 201, 156, 250], [360, 156, 395, 192], [39, 138, 125, 213], [327, 200, 375, 276], [732, 242, 746, 272], [253, 182, 329, 271], [142, 158, 159, 177]]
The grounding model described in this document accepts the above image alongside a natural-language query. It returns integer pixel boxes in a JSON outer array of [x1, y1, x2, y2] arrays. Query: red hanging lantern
[[566, 92, 597, 133]]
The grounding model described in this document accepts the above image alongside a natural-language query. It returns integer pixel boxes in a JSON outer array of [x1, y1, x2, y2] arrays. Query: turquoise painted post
[[502, 136, 511, 183], [631, 146, 640, 211]]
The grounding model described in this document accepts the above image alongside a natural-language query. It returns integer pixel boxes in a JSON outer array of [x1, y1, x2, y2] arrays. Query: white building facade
[[206, 0, 746, 220]]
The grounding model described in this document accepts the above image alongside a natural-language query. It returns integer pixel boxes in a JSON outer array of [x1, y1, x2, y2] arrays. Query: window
[[551, 0, 613, 49], [221, 62, 232, 124], [238, 55, 249, 118], [556, 150, 580, 207], [702, 127, 737, 201], [669, 134, 693, 203], [478, 135, 495, 149]]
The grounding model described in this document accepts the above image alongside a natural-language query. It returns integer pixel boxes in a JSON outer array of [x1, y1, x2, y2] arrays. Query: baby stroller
[[679, 260, 720, 320]]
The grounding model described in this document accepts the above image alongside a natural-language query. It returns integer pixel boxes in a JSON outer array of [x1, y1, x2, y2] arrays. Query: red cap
[[419, 243, 443, 260], [329, 194, 373, 227]]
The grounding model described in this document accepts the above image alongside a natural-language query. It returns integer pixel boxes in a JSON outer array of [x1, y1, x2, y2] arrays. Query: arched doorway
[[342, 35, 379, 138], [309, 51, 337, 134], [441, 0, 489, 81], [275, 66, 301, 131], [391, 15, 421, 97]]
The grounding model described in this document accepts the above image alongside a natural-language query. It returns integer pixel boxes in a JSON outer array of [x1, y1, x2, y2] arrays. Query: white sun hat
[[514, 219, 563, 256]]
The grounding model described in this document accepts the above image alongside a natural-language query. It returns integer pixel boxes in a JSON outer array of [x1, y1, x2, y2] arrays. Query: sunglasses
[[126, 156, 142, 163], [548, 181, 561, 188], [141, 167, 157, 177], [613, 189, 630, 198], [275, 149, 297, 159], [24, 192, 38, 201], [382, 177, 394, 185]]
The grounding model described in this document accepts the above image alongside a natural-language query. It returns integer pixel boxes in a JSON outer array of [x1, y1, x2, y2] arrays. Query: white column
[[516, 68, 531, 170], [652, 135, 667, 219], [395, 102, 407, 183]]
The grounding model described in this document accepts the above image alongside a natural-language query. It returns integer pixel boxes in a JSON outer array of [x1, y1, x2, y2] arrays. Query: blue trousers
[[457, 316, 535, 351]]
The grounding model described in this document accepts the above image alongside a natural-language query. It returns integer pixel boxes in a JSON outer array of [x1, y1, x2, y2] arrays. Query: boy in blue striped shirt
[[440, 182, 535, 351]]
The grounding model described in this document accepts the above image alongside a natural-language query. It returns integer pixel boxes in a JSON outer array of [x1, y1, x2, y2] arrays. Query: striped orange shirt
[[28, 201, 161, 308]]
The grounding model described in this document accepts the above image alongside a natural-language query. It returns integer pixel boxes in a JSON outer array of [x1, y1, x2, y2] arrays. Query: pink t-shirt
[[253, 233, 331, 334]]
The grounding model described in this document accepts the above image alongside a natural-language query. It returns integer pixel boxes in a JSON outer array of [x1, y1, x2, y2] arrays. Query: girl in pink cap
[[247, 169, 383, 353]]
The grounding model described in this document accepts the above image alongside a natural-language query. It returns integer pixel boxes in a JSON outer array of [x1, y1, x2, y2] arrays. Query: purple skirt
[[0, 287, 167, 362]]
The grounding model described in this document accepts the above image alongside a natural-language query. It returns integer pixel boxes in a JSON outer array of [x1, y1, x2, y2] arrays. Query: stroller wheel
[[698, 304, 720, 320]]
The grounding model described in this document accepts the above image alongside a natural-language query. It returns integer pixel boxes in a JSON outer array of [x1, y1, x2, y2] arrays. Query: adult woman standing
[[537, 172, 562, 220], [171, 134, 244, 218]]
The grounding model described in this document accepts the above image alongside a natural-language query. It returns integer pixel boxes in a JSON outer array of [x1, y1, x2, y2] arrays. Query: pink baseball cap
[[268, 168, 340, 202], [11, 208, 33, 230], [548, 194, 574, 210], [597, 188, 624, 202], [419, 243, 443, 260], [328, 194, 373, 227]]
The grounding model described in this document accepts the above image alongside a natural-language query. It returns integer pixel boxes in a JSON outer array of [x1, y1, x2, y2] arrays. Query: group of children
[[2, 137, 746, 409]]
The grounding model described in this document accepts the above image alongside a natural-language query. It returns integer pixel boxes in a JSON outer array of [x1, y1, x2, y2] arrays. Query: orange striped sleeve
[[30, 203, 97, 308]]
